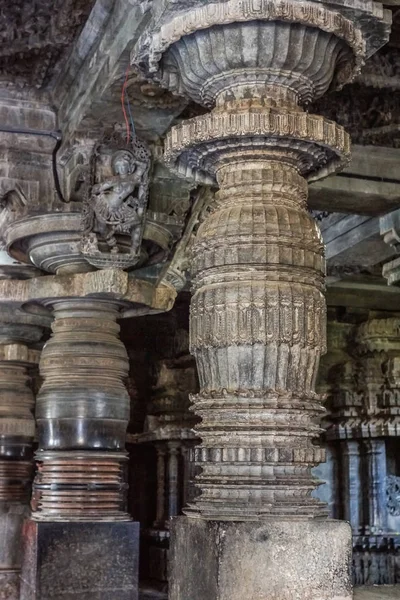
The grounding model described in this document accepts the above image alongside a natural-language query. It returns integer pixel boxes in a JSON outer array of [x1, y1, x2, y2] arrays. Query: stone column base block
[[170, 517, 352, 600], [20, 520, 139, 600], [0, 571, 20, 600]]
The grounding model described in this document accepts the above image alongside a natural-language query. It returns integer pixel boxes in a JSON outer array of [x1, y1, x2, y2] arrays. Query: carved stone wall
[[318, 312, 400, 586]]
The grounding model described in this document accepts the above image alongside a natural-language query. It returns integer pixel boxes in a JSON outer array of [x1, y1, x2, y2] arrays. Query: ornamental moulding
[[140, 0, 365, 82]]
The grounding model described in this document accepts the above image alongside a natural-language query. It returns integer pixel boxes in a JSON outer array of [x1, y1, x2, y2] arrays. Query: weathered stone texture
[[20, 521, 139, 600], [170, 517, 353, 600]]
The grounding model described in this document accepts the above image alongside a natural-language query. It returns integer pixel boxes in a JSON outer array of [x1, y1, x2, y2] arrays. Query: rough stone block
[[20, 520, 139, 600], [170, 517, 352, 600]]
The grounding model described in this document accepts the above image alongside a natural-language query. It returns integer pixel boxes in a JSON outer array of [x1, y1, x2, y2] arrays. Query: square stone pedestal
[[170, 517, 353, 600], [20, 520, 140, 600], [0, 502, 30, 600]]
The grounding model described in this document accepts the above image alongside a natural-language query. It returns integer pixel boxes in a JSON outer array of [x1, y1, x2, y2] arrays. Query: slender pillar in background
[[342, 440, 363, 534], [365, 439, 388, 535], [155, 445, 166, 528], [135, 2, 390, 598], [167, 442, 179, 521]]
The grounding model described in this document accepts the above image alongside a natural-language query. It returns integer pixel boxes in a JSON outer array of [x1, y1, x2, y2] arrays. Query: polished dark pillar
[[21, 298, 139, 600]]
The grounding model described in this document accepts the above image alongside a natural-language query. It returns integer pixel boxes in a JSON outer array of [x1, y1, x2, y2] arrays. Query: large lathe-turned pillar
[[31, 298, 131, 521], [135, 2, 390, 599], [21, 297, 139, 600], [16, 269, 177, 600]]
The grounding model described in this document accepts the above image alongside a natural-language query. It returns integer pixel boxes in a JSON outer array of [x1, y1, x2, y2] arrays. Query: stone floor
[[354, 587, 400, 599], [139, 586, 400, 599]]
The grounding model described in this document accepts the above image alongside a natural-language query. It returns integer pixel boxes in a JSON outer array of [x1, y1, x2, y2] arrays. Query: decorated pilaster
[[134, 2, 390, 599]]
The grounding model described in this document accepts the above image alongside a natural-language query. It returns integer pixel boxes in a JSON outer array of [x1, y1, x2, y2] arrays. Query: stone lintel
[[127, 429, 198, 445], [0, 269, 176, 313]]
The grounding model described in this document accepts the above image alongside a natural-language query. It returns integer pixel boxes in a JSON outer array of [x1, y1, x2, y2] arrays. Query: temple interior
[[2, 1, 400, 599]]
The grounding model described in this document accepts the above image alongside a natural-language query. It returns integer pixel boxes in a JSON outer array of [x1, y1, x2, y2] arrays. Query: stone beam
[[309, 145, 400, 216], [322, 213, 395, 269], [327, 278, 400, 310], [0, 269, 176, 313]]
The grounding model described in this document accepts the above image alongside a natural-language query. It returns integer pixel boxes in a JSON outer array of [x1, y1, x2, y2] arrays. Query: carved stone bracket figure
[[134, 2, 390, 599], [80, 137, 151, 270]]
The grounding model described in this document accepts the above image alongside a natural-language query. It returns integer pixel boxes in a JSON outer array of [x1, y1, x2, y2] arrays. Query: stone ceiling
[[313, 5, 400, 147], [0, 0, 95, 89]]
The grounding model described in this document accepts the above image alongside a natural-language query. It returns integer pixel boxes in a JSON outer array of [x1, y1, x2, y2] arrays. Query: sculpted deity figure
[[81, 139, 151, 260]]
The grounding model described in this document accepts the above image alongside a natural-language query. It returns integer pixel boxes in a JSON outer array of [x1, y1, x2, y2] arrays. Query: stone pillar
[[342, 440, 363, 534], [21, 298, 139, 600], [167, 442, 180, 521], [155, 445, 167, 528], [364, 439, 388, 535], [135, 3, 390, 599], [31, 299, 130, 520], [0, 307, 48, 599]]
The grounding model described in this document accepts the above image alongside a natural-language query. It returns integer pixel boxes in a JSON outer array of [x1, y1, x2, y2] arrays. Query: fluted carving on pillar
[[187, 162, 328, 519], [32, 299, 131, 521]]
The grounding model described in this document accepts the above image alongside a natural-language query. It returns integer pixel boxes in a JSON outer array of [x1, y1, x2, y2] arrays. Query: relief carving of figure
[[80, 138, 151, 268]]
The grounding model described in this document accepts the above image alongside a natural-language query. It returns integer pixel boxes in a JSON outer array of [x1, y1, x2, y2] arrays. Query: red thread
[[121, 65, 131, 144]]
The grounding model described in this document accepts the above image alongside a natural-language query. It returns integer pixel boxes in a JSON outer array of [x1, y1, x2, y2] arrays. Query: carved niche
[[80, 136, 152, 270]]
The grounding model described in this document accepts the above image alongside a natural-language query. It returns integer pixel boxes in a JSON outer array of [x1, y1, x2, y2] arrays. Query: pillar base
[[170, 516, 352, 600], [20, 520, 139, 600]]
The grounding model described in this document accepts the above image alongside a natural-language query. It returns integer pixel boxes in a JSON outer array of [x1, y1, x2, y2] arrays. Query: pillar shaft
[[167, 442, 180, 520], [155, 445, 166, 527], [32, 298, 131, 521], [189, 158, 327, 519]]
